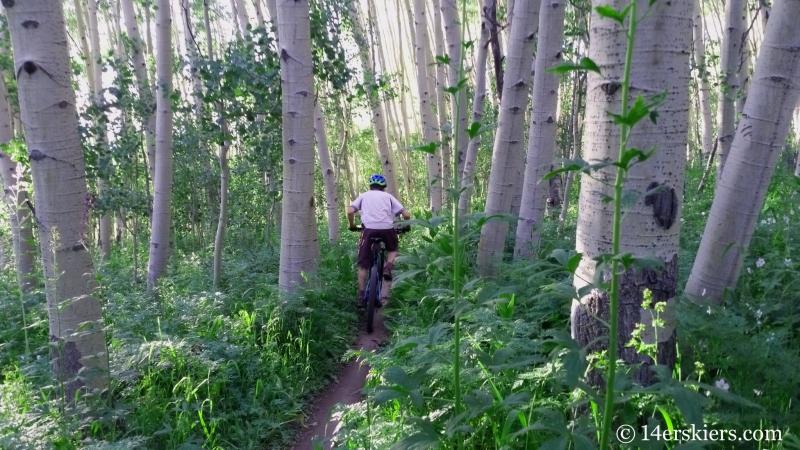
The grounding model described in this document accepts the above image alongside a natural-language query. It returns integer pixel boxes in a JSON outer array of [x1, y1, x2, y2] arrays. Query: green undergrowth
[[0, 235, 362, 449], [327, 166, 800, 449]]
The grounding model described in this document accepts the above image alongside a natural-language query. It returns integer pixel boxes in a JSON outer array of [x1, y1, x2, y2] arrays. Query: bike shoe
[[383, 261, 394, 281]]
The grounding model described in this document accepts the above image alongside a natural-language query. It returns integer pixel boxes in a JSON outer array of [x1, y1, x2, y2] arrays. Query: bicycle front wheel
[[366, 265, 379, 333]]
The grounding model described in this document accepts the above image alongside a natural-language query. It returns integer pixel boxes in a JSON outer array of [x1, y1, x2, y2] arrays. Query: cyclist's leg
[[382, 230, 400, 280], [356, 229, 373, 306]]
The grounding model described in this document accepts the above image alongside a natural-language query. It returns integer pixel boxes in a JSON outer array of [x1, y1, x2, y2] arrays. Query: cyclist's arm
[[346, 206, 358, 229], [348, 194, 364, 229], [399, 210, 411, 220]]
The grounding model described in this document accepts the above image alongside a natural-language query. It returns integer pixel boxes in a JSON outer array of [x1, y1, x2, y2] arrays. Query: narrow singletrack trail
[[291, 302, 390, 450]]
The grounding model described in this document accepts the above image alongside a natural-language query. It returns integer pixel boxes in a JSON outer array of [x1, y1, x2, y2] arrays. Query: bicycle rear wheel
[[366, 265, 379, 333]]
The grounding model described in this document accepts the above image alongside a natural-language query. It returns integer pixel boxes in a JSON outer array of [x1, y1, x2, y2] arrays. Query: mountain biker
[[347, 174, 411, 308]]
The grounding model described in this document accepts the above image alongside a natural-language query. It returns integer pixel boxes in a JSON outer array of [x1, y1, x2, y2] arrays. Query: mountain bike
[[351, 225, 410, 333]]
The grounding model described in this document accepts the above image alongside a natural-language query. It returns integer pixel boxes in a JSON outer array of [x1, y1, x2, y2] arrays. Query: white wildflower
[[706, 306, 712, 315], [702, 288, 707, 296], [754, 389, 762, 396], [755, 309, 763, 319], [756, 258, 765, 268], [747, 267, 752, 274], [785, 258, 792, 267], [715, 379, 730, 391]]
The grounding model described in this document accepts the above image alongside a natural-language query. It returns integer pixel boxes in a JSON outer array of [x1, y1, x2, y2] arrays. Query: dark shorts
[[357, 228, 398, 268]]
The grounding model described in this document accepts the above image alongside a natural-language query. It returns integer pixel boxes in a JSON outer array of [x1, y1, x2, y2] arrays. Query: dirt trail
[[290, 304, 389, 450]]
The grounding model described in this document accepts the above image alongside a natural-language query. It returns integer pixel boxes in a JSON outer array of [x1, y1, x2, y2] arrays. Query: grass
[[328, 163, 800, 449], [0, 232, 363, 449]]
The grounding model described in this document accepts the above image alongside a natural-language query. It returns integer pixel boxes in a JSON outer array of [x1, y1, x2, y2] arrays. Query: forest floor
[[291, 306, 389, 450]]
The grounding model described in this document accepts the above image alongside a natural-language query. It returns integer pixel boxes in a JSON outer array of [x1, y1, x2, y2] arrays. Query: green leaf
[[595, 5, 626, 24], [413, 142, 438, 154], [540, 435, 570, 450], [435, 54, 451, 65], [547, 57, 602, 75]]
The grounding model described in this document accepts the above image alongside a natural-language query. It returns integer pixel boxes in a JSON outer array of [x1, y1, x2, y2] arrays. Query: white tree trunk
[[277, 0, 320, 291], [693, 0, 714, 160], [572, 0, 693, 385], [72, 0, 95, 92], [121, 0, 157, 185], [5, 0, 108, 399], [0, 68, 36, 292], [476, 0, 539, 274], [441, 0, 470, 185], [413, 0, 443, 213], [314, 99, 340, 243], [253, 0, 266, 29], [181, 0, 204, 116], [715, 0, 746, 183], [458, 0, 494, 215], [236, 0, 251, 32], [87, 0, 112, 258], [431, 0, 451, 207], [347, 0, 399, 199], [513, 0, 566, 259], [146, 0, 174, 291], [687, 0, 800, 302]]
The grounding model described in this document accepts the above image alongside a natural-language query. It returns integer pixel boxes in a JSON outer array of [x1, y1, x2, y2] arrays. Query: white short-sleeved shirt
[[351, 190, 405, 230]]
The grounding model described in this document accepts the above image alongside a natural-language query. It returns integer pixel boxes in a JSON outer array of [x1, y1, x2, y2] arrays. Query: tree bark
[[431, 0, 451, 208], [489, 0, 504, 100], [121, 0, 157, 186], [412, 0, 443, 213], [513, 0, 566, 259], [314, 99, 340, 243], [347, 0, 399, 199], [146, 0, 174, 291], [459, 0, 494, 215], [715, 0, 746, 184], [0, 69, 36, 292], [72, 0, 95, 93], [571, 0, 693, 386], [277, 0, 320, 291], [476, 0, 539, 275], [693, 0, 714, 160], [558, 73, 583, 234], [5, 0, 108, 400], [441, 0, 470, 184], [687, 0, 800, 302], [87, 0, 112, 259]]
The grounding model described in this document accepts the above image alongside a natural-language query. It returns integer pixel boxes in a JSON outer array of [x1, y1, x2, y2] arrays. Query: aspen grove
[[0, 0, 799, 448]]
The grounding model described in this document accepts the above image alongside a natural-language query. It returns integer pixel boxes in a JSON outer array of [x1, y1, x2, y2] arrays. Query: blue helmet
[[369, 174, 387, 187]]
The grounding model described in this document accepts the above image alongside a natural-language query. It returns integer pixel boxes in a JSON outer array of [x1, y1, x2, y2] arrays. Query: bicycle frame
[[365, 239, 386, 302]]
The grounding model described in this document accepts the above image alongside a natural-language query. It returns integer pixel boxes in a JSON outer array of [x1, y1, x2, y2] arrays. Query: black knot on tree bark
[[644, 182, 678, 229], [1, 0, 14, 8], [600, 82, 621, 96], [22, 61, 37, 75], [29, 149, 46, 161], [22, 20, 39, 28]]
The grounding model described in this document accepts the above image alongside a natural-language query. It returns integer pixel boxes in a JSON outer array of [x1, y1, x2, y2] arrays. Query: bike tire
[[366, 265, 379, 333]]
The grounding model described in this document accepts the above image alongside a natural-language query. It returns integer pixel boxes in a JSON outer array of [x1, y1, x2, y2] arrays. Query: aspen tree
[[513, 0, 566, 259], [476, 0, 539, 274], [276, 0, 320, 290], [146, 0, 174, 291], [4, 0, 109, 399], [572, 0, 693, 385], [0, 65, 35, 292], [715, 0, 746, 182], [687, 0, 800, 301], [458, 0, 495, 215]]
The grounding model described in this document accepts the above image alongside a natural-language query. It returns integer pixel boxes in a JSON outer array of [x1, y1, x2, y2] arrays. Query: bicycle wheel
[[366, 265, 380, 333]]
